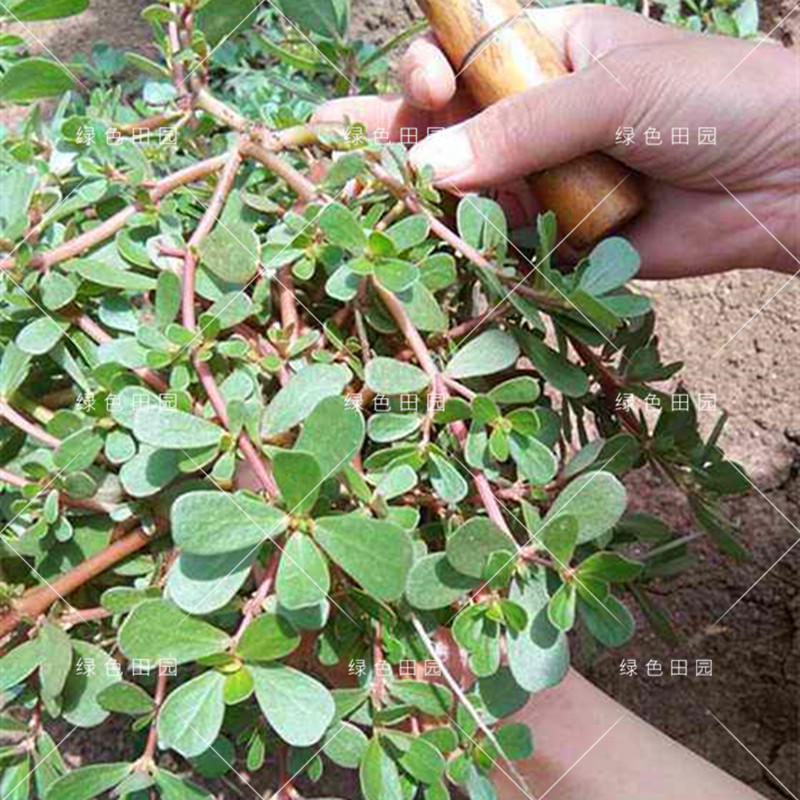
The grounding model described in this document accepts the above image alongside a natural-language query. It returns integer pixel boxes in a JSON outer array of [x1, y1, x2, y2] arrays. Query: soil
[[2, 1, 798, 798]]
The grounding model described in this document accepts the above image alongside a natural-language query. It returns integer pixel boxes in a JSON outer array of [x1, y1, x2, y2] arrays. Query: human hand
[[314, 5, 799, 278]]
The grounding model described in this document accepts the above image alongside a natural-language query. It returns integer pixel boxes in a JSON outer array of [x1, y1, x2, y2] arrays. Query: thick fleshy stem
[[410, 615, 534, 797], [0, 155, 228, 272], [179, 148, 278, 499], [194, 89, 322, 205], [74, 314, 169, 393], [142, 668, 169, 767], [231, 550, 280, 649], [183, 149, 242, 331], [367, 162, 563, 309], [0, 528, 158, 638], [372, 281, 512, 536], [0, 468, 116, 515], [0, 401, 60, 449]]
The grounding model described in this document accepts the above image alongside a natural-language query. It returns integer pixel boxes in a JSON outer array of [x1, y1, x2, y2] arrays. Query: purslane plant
[[0, 2, 750, 799]]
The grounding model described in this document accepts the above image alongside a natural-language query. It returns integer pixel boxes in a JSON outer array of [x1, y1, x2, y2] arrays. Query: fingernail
[[409, 126, 473, 181]]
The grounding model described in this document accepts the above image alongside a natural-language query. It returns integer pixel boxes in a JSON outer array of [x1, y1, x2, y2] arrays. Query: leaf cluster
[[0, 2, 751, 799]]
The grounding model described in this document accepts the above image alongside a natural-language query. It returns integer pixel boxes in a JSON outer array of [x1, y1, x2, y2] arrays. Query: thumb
[[408, 65, 629, 189]]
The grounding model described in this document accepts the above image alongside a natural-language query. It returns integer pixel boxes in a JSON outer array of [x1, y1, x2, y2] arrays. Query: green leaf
[[0, 640, 40, 692], [445, 330, 519, 379], [276, 533, 331, 610], [374, 464, 417, 500], [156, 771, 216, 800], [367, 412, 422, 443], [386, 215, 430, 251], [315, 515, 413, 601], [277, 0, 348, 38], [39, 622, 72, 699], [487, 724, 534, 762], [172, 490, 287, 555], [159, 671, 226, 758], [517, 331, 589, 398], [360, 738, 404, 800], [578, 592, 635, 647], [132, 406, 222, 450], [420, 253, 457, 292], [545, 472, 627, 544], [446, 519, 512, 579], [1, 755, 31, 800], [251, 664, 335, 747], [224, 667, 254, 705], [508, 432, 557, 485], [118, 600, 230, 665], [0, 343, 31, 398], [579, 238, 640, 295], [425, 781, 452, 800], [97, 681, 154, 716], [323, 721, 369, 769], [567, 289, 621, 333], [167, 548, 256, 615], [375, 259, 418, 293], [457, 197, 508, 260], [318, 203, 366, 254], [406, 554, 480, 610], [200, 220, 259, 285], [577, 552, 642, 583], [155, 270, 182, 326], [295, 395, 365, 475], [263, 364, 351, 434], [506, 579, 569, 693], [365, 357, 430, 395], [733, 0, 759, 35], [195, 0, 261, 44], [475, 666, 528, 722], [536, 515, 579, 569], [488, 377, 540, 405], [429, 452, 468, 504], [471, 396, 501, 426], [273, 450, 322, 513], [120, 446, 181, 498], [398, 282, 448, 333], [236, 613, 300, 662], [53, 428, 104, 473], [548, 583, 576, 632], [62, 641, 122, 727], [16, 316, 68, 355], [73, 259, 157, 291], [41, 271, 77, 310], [384, 732, 445, 784], [388, 680, 453, 718], [7, 0, 89, 20], [43, 763, 131, 800], [0, 58, 74, 103], [689, 496, 747, 561]]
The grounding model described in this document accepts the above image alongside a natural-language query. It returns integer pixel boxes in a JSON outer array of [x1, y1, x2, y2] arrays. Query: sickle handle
[[416, 0, 644, 249]]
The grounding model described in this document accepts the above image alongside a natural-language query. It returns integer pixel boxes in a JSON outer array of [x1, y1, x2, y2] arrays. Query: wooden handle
[[417, 0, 643, 249]]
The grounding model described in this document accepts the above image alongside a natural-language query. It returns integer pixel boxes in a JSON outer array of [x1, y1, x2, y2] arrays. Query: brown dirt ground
[[2, 1, 798, 798]]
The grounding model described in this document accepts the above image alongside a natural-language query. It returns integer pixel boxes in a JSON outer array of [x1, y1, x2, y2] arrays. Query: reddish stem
[[74, 314, 169, 393], [240, 140, 320, 205], [0, 528, 157, 637], [0, 401, 60, 449], [144, 668, 169, 763], [177, 148, 277, 498], [182, 150, 242, 330], [1, 155, 228, 272], [231, 551, 280, 648], [373, 281, 512, 535], [0, 468, 27, 489]]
